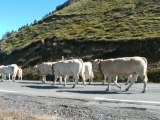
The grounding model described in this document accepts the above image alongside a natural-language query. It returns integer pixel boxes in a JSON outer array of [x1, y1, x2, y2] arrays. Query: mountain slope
[[1, 0, 160, 53]]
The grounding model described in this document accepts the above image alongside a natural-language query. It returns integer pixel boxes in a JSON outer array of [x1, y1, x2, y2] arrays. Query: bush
[[23, 67, 41, 80]]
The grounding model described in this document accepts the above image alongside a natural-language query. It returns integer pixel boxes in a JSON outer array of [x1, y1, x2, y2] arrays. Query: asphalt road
[[0, 80, 160, 106]]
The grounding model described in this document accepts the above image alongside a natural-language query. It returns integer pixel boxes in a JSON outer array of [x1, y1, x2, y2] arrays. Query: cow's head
[[92, 59, 101, 73]]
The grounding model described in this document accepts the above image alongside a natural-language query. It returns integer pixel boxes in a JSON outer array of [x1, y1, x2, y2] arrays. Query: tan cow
[[92, 57, 148, 93], [34, 62, 57, 83], [52, 59, 85, 88], [1, 64, 19, 82]]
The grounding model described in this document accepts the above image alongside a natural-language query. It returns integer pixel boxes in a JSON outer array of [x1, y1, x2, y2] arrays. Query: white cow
[[83, 62, 94, 84], [53, 59, 85, 88], [34, 62, 57, 83], [64, 62, 94, 85], [92, 57, 148, 93], [17, 67, 23, 80], [1, 64, 19, 82]]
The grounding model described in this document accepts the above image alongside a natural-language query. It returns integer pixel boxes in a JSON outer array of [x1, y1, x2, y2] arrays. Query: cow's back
[[54, 59, 83, 76], [101, 57, 147, 75], [37, 62, 56, 75]]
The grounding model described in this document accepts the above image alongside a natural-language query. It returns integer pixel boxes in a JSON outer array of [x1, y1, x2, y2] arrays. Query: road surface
[[0, 80, 160, 106]]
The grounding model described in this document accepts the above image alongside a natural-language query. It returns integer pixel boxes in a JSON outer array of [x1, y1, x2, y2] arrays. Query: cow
[[1, 64, 19, 82], [63, 62, 94, 85], [92, 57, 148, 93], [34, 62, 57, 83], [52, 59, 85, 88]]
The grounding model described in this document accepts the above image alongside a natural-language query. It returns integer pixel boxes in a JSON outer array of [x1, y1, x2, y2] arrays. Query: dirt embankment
[[0, 38, 160, 81]]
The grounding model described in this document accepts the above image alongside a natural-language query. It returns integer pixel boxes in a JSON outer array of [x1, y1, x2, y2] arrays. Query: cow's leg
[[102, 75, 107, 85], [125, 79, 130, 85], [53, 75, 58, 85], [1, 74, 4, 82], [113, 75, 121, 89], [125, 74, 138, 91], [82, 74, 86, 86], [12, 75, 16, 82], [42, 75, 46, 83], [125, 75, 132, 85], [59, 76, 62, 85], [72, 75, 79, 88], [63, 76, 67, 86], [20, 75, 22, 80], [8, 74, 11, 81], [89, 78, 93, 85], [141, 75, 148, 93], [106, 75, 112, 91], [1, 74, 4, 81]]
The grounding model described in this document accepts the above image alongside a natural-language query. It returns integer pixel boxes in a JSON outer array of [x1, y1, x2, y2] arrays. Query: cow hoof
[[42, 81, 46, 84], [142, 90, 146, 93], [106, 89, 109, 91], [125, 88, 129, 91]]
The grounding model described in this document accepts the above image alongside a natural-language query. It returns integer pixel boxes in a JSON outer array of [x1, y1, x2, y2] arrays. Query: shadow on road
[[21, 85, 59, 89], [21, 85, 75, 89], [56, 90, 133, 94], [17, 81, 45, 85]]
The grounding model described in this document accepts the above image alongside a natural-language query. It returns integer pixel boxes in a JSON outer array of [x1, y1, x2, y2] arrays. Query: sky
[[0, 0, 67, 39]]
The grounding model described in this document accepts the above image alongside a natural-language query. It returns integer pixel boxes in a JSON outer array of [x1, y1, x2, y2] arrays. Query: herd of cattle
[[0, 56, 148, 93], [0, 64, 22, 81]]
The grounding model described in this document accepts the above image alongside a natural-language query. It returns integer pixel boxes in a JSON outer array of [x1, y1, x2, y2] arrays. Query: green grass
[[1, 0, 160, 53]]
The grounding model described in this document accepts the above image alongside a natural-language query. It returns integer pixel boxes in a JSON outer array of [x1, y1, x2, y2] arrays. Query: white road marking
[[0, 89, 18, 93], [95, 97, 160, 106]]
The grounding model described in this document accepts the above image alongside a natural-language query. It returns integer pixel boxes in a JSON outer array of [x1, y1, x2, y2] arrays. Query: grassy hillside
[[1, 0, 160, 53]]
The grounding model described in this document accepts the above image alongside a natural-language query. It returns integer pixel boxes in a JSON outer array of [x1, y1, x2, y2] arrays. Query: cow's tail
[[79, 59, 85, 83], [142, 57, 147, 65], [141, 57, 148, 79], [79, 59, 84, 76], [142, 57, 148, 71]]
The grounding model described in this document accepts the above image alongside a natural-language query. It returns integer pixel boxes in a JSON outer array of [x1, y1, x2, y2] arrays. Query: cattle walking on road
[[92, 57, 148, 93], [52, 59, 86, 88]]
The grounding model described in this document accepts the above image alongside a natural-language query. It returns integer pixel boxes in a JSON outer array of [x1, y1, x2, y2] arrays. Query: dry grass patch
[[0, 112, 60, 120]]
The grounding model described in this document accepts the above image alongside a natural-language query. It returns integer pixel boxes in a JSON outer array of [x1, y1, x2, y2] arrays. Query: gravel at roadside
[[0, 93, 160, 120]]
